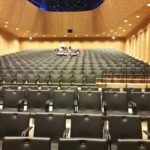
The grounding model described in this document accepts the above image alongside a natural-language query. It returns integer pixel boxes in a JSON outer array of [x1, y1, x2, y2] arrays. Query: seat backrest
[[103, 92, 128, 111], [109, 115, 142, 142], [59, 138, 108, 150], [84, 75, 96, 84], [71, 114, 103, 138], [2, 137, 51, 150], [50, 74, 60, 83], [130, 92, 150, 111], [78, 91, 101, 111], [147, 117, 150, 137], [53, 90, 75, 109], [27, 74, 38, 83], [81, 86, 99, 91], [27, 89, 51, 108], [34, 113, 66, 140], [39, 74, 50, 83], [3, 89, 26, 108], [0, 112, 29, 139], [73, 75, 84, 83], [117, 139, 150, 150], [62, 75, 72, 83], [102, 88, 120, 95]]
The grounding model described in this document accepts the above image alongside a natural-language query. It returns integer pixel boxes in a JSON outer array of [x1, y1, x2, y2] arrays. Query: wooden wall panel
[[125, 20, 150, 63], [20, 38, 125, 52], [0, 29, 20, 55]]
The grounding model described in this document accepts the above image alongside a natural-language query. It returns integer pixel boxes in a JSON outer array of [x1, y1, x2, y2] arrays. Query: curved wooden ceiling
[[0, 0, 150, 38]]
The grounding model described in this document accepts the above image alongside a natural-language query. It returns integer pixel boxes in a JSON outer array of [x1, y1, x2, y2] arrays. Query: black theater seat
[[0, 112, 30, 139], [26, 89, 51, 114], [59, 138, 108, 150], [2, 89, 26, 112], [107, 115, 142, 150], [130, 92, 150, 119], [77, 91, 102, 114], [71, 114, 104, 138], [52, 90, 76, 115], [117, 139, 150, 150], [2, 137, 51, 150], [102, 91, 131, 115]]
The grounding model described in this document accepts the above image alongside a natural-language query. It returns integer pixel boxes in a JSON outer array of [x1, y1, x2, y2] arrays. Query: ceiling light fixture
[[4, 25, 8, 28], [16, 28, 19, 31], [112, 36, 116, 40], [29, 37, 32, 40], [124, 20, 128, 23], [146, 3, 150, 7], [136, 15, 140, 18]]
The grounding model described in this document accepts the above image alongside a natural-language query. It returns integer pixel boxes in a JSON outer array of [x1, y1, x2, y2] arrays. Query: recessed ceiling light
[[53, 35, 56, 37], [96, 34, 99, 37], [122, 29, 126, 32], [128, 24, 132, 26], [118, 27, 122, 29], [146, 3, 150, 7], [85, 35, 88, 37], [124, 20, 128, 23], [5, 22, 8, 24], [4, 25, 8, 28], [136, 15, 140, 18], [16, 28, 19, 31], [64, 35, 67, 37], [75, 35, 78, 37], [102, 32, 106, 35], [112, 36, 116, 40], [29, 37, 32, 40], [107, 34, 110, 37], [110, 30, 114, 32], [115, 32, 118, 35]]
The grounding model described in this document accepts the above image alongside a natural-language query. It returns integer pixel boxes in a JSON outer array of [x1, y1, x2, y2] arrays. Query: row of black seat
[[0, 74, 97, 86], [0, 87, 150, 118], [2, 138, 150, 150], [0, 112, 150, 150]]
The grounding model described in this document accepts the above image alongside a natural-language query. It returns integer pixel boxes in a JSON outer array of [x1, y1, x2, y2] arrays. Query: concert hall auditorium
[[0, 0, 150, 150]]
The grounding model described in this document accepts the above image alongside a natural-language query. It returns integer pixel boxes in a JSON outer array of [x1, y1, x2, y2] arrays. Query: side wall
[[125, 20, 150, 63], [20, 38, 125, 52], [0, 29, 20, 55]]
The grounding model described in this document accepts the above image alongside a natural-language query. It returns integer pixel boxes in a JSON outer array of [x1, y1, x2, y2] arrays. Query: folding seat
[[2, 74, 12, 84], [51, 90, 76, 114], [14, 74, 26, 84], [2, 89, 26, 112], [117, 139, 150, 150], [81, 86, 99, 91], [2, 137, 51, 150], [130, 92, 150, 119], [102, 88, 120, 95], [26, 74, 39, 84], [50, 74, 61, 86], [26, 89, 51, 113], [77, 91, 102, 114], [107, 115, 142, 144], [94, 70, 103, 79], [73, 75, 84, 86], [124, 88, 141, 100], [38, 74, 50, 84], [102, 91, 131, 115], [59, 138, 108, 150], [0, 112, 30, 139], [84, 74, 96, 86], [71, 114, 104, 138], [61, 75, 72, 86], [34, 113, 66, 140]]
